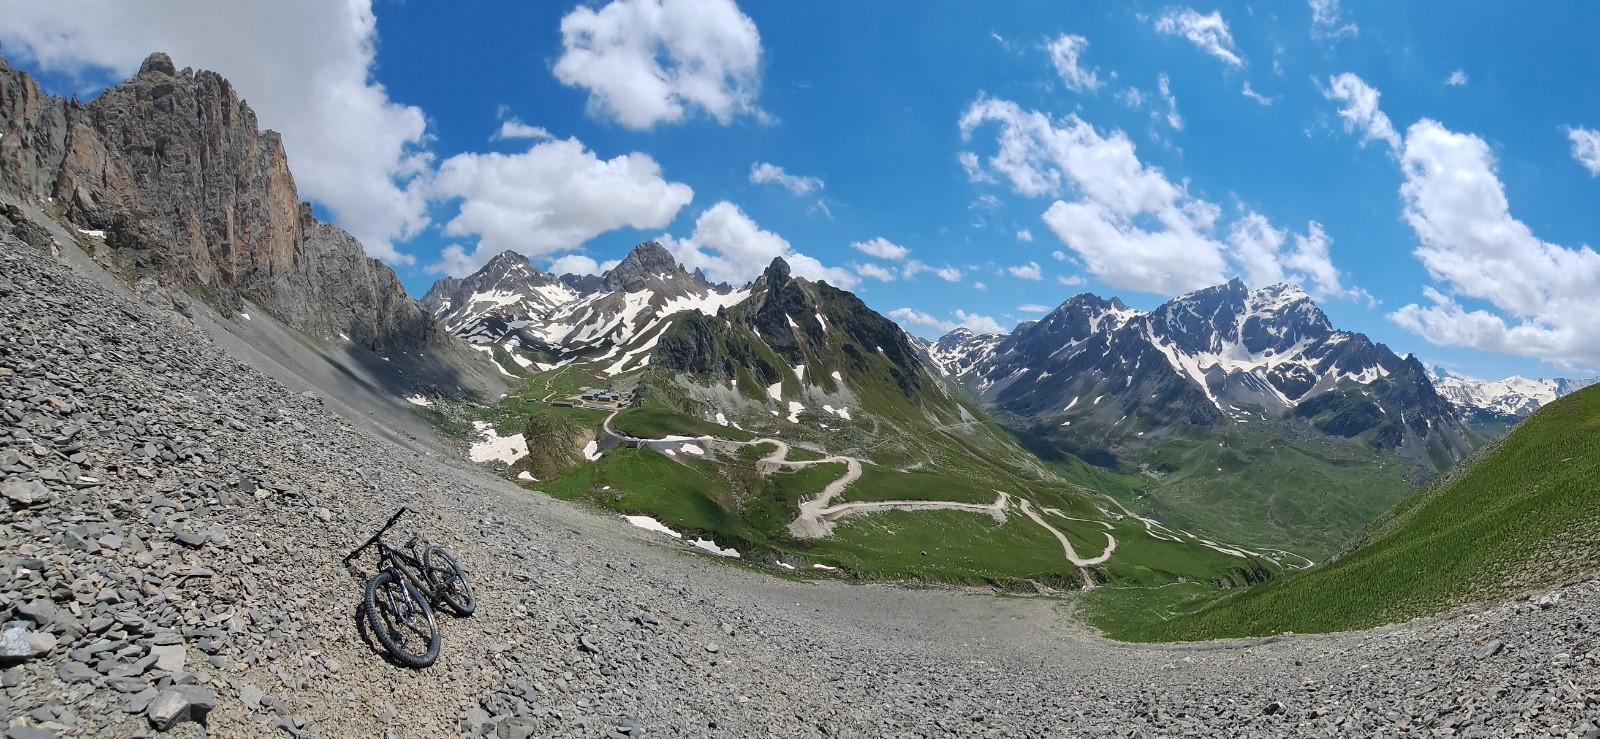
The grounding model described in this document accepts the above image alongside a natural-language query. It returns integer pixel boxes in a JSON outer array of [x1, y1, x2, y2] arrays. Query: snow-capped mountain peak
[[422, 241, 739, 364], [926, 327, 1004, 379], [420, 251, 578, 343], [928, 279, 1470, 459], [1428, 367, 1597, 420]]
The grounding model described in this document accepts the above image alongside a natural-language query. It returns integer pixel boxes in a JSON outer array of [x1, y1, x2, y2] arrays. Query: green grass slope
[[1090, 383, 1600, 641], [1113, 424, 1415, 561]]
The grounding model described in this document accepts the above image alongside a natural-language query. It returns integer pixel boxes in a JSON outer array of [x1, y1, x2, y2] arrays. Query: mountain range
[[1428, 367, 1597, 424], [929, 279, 1473, 468]]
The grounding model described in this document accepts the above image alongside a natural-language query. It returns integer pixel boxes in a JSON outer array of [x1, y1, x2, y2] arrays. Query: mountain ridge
[[0, 51, 451, 355], [1428, 366, 1598, 424], [934, 278, 1473, 466]]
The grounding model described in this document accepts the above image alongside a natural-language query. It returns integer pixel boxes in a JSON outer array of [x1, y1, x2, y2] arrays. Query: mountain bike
[[342, 507, 475, 668]]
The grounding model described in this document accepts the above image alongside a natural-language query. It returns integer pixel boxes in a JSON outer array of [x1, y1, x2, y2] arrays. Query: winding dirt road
[[1019, 499, 1116, 566], [600, 413, 1125, 571]]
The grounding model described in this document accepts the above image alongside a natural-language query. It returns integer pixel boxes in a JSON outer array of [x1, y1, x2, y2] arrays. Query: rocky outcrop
[[420, 250, 577, 345], [0, 51, 441, 353], [600, 241, 682, 294], [517, 411, 593, 481]]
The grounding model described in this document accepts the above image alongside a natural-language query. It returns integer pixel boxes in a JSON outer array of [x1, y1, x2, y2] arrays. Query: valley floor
[[3, 236, 1598, 737]]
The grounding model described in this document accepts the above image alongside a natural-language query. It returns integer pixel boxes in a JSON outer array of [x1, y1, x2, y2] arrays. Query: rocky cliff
[[0, 51, 440, 353]]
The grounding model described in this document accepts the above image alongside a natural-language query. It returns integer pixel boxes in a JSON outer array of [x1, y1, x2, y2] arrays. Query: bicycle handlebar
[[342, 507, 411, 563]]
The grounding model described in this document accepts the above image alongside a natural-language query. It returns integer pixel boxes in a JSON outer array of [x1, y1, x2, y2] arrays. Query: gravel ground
[[2, 235, 1598, 738]]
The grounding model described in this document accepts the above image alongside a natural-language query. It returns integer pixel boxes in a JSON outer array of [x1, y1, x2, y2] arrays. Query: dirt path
[[599, 417, 1117, 567], [1019, 499, 1116, 567]]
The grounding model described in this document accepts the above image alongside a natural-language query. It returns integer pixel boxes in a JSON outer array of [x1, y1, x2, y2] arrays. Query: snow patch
[[624, 515, 682, 539], [767, 380, 784, 400], [404, 394, 433, 407], [583, 440, 601, 461], [469, 421, 528, 465], [681, 443, 705, 456], [786, 401, 805, 423], [688, 538, 740, 558], [516, 471, 536, 481], [76, 228, 105, 238], [603, 330, 663, 376]]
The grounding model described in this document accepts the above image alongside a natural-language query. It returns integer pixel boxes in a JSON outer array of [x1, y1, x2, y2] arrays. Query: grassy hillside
[[1089, 383, 1600, 641], [446, 270, 1309, 592], [505, 369, 1271, 588], [1113, 423, 1416, 561]]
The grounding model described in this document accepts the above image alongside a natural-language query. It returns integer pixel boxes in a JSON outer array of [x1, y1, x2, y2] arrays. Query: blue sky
[[6, 1, 1600, 380]]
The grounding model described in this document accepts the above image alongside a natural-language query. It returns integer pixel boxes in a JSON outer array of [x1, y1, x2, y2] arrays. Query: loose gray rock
[[149, 644, 186, 672], [1475, 639, 1505, 659], [5, 725, 58, 739], [2, 478, 50, 506], [173, 684, 216, 718], [146, 689, 190, 731], [0, 626, 54, 661]]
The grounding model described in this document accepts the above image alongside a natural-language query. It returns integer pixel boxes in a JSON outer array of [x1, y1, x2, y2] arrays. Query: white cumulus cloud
[[1322, 76, 1600, 365], [1017, 229, 1034, 242], [1153, 9, 1243, 67], [1046, 34, 1101, 93], [1008, 262, 1043, 280], [850, 237, 910, 261], [1308, 0, 1358, 39], [553, 0, 765, 130], [960, 96, 1226, 293], [902, 261, 963, 282], [853, 263, 897, 282], [1325, 72, 1400, 151], [1241, 81, 1272, 106], [1566, 127, 1600, 176], [750, 162, 823, 196], [1158, 73, 1183, 130], [889, 308, 1006, 336], [427, 138, 693, 275], [1389, 118, 1600, 367], [1227, 213, 1364, 301], [0, 0, 433, 264], [548, 254, 619, 276], [662, 202, 856, 288], [1445, 69, 1469, 87], [494, 118, 553, 141], [961, 95, 1364, 300]]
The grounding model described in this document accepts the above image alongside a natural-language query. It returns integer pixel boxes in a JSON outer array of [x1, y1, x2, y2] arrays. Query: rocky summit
[[0, 52, 441, 355], [3, 177, 1599, 738]]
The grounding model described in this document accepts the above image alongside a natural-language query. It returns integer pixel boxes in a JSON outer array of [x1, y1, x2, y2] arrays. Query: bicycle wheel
[[363, 570, 440, 667], [424, 546, 476, 616]]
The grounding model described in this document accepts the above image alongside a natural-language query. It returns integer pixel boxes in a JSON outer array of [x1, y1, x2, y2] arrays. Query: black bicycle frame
[[374, 538, 436, 601]]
